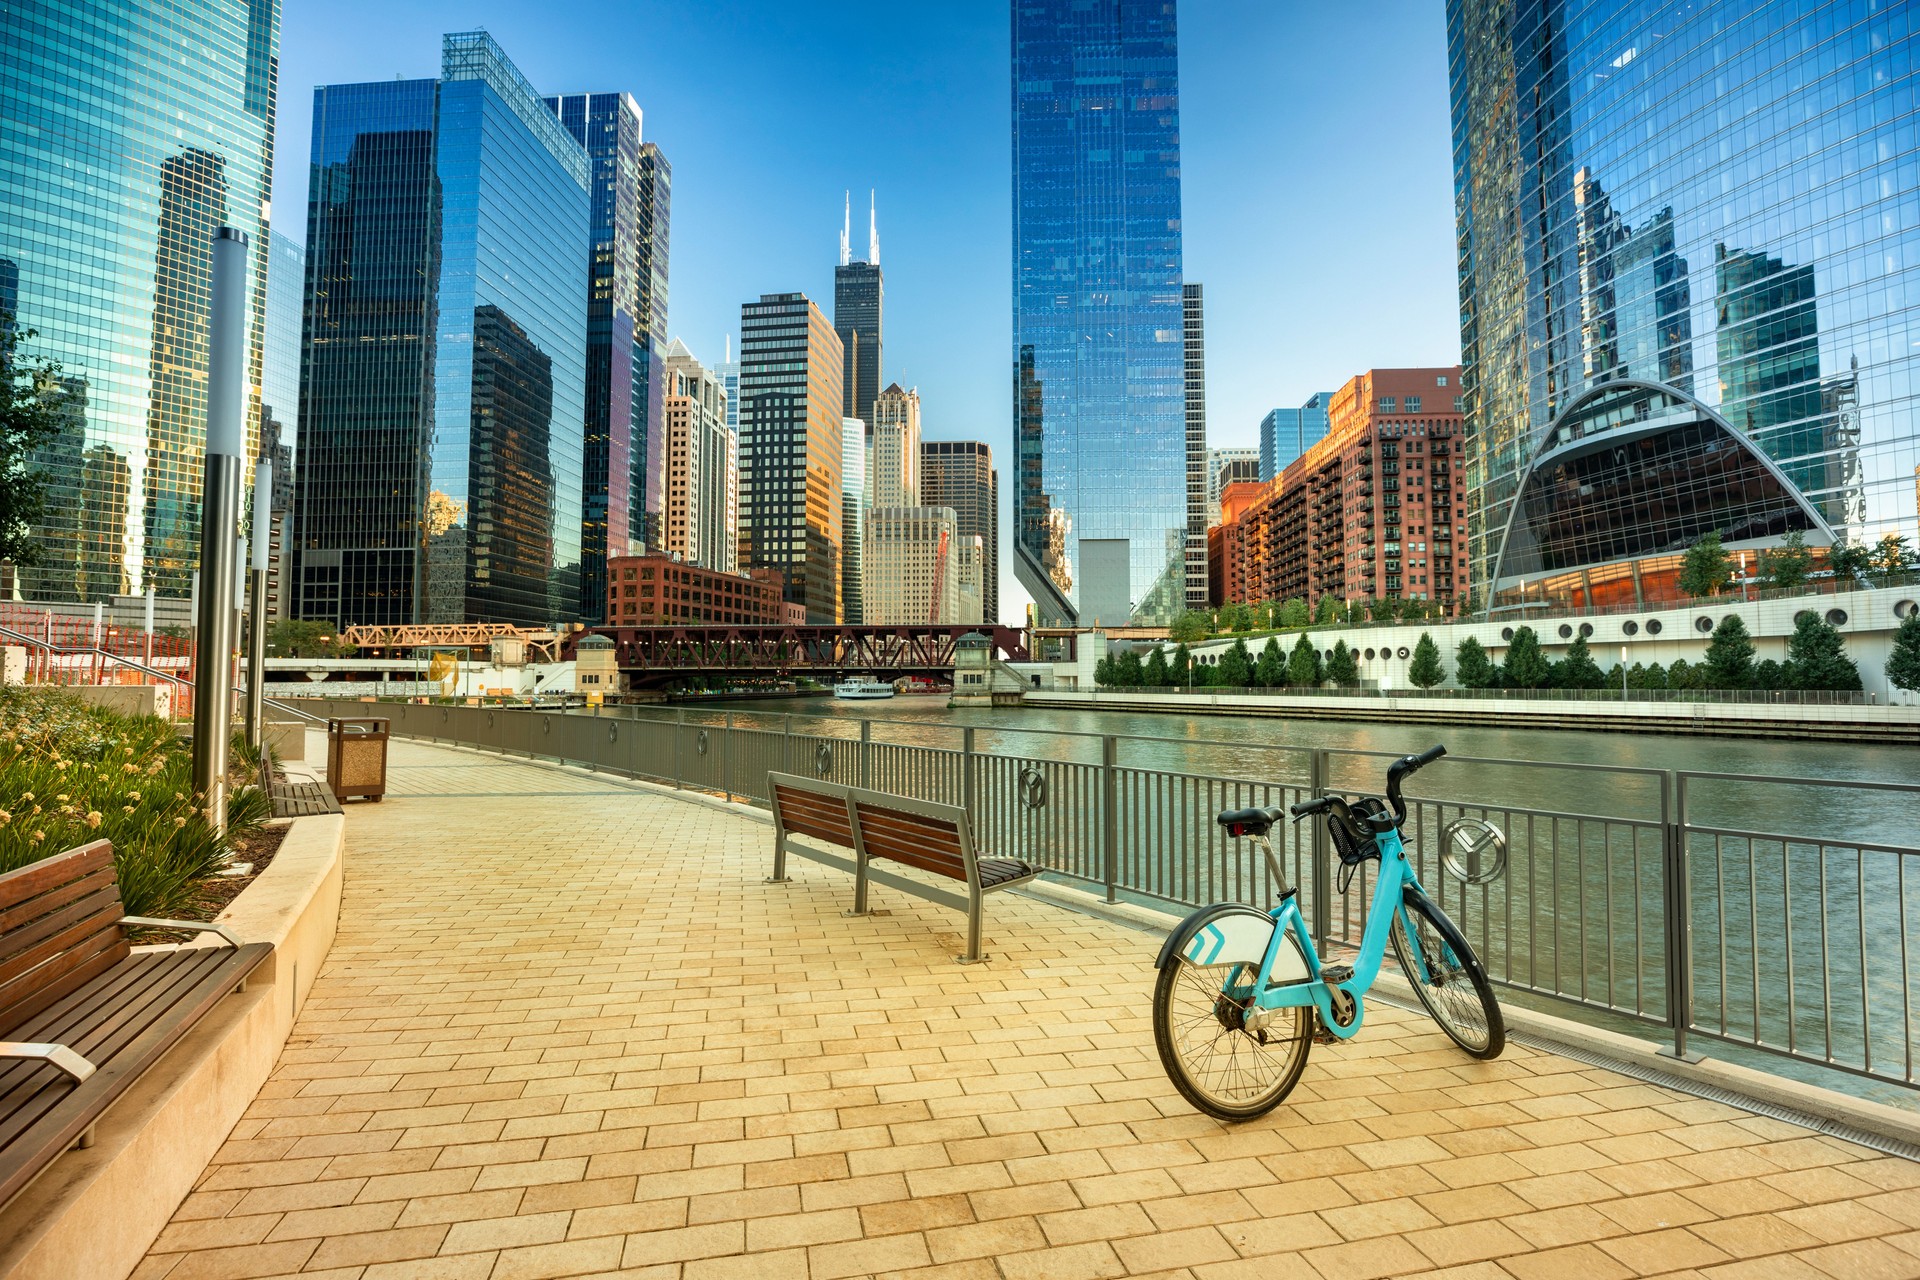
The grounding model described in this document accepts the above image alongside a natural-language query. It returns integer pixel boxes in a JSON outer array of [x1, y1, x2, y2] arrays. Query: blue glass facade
[[262, 230, 303, 452], [1, 0, 278, 603], [637, 142, 671, 552], [1451, 0, 1919, 605], [1012, 0, 1187, 625], [1258, 391, 1333, 482], [294, 32, 588, 629]]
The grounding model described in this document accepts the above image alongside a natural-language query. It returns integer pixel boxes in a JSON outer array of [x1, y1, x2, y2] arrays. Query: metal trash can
[[326, 717, 390, 802]]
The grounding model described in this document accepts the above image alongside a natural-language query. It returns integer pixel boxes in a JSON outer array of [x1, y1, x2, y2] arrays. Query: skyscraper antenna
[[869, 189, 879, 265], [839, 192, 851, 267]]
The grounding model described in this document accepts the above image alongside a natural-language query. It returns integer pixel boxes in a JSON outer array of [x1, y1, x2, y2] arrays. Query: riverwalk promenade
[[136, 739, 1920, 1280]]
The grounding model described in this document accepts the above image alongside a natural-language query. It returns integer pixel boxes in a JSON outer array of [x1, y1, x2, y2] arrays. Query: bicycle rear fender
[[1156, 902, 1284, 971]]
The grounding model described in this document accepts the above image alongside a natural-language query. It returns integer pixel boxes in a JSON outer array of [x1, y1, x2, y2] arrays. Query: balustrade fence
[[291, 697, 1920, 1095]]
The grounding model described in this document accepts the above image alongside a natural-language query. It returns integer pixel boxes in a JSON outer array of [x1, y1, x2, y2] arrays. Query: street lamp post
[[189, 226, 249, 836], [244, 458, 271, 752]]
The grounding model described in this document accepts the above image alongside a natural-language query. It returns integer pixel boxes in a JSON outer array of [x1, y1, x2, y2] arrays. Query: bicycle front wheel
[[1390, 891, 1504, 1059], [1153, 931, 1313, 1121]]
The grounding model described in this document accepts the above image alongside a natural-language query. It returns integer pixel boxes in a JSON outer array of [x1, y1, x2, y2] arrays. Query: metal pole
[[962, 726, 976, 819], [143, 587, 154, 670], [1660, 770, 1699, 1061], [92, 601, 103, 649], [1101, 735, 1118, 903], [190, 226, 249, 836], [1309, 748, 1332, 948], [859, 718, 871, 790], [244, 459, 270, 752]]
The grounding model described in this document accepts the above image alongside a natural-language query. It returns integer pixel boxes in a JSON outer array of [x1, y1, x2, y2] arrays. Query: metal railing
[[1070, 684, 1896, 706], [290, 696, 1920, 1096]]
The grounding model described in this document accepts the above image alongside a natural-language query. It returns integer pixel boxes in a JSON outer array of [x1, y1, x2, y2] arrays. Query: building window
[[1436, 375, 1449, 387], [1453, 397, 1464, 412], [1405, 396, 1422, 413], [1378, 397, 1397, 414]]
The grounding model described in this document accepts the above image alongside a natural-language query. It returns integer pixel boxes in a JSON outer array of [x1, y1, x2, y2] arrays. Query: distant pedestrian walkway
[[138, 739, 1920, 1280]]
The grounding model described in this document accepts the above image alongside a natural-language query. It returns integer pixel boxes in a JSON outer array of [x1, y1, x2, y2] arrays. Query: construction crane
[[927, 526, 951, 623]]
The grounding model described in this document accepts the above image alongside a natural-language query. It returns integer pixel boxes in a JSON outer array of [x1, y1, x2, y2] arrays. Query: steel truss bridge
[[585, 624, 1030, 683]]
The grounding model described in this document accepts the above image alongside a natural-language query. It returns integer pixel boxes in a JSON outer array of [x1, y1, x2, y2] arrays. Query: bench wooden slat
[[0, 943, 269, 1207], [0, 842, 114, 905], [0, 866, 116, 936], [850, 806, 968, 879], [0, 925, 127, 1030], [773, 785, 856, 845], [0, 886, 123, 968]]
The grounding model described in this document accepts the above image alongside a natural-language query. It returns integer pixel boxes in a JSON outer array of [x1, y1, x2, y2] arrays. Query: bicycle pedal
[[1312, 1018, 1339, 1045], [1320, 964, 1354, 985]]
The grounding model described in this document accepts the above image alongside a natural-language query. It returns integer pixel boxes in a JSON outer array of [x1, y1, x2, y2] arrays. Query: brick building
[[1209, 368, 1469, 612], [605, 554, 802, 626]]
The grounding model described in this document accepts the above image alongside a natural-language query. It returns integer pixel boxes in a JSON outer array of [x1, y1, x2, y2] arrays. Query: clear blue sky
[[273, 0, 1461, 619]]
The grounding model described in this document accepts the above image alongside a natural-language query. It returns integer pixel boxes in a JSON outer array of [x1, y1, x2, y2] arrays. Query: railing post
[[1309, 748, 1331, 948], [1659, 769, 1699, 1061], [723, 712, 733, 803], [675, 706, 686, 789], [859, 718, 871, 790], [1101, 735, 1118, 903], [962, 726, 976, 819], [783, 713, 793, 775]]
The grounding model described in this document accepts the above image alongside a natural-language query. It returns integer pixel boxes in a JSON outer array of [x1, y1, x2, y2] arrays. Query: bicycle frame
[[1224, 822, 1438, 1041]]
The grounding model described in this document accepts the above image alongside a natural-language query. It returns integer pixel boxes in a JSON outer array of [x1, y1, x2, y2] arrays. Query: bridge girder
[[586, 624, 1029, 679]]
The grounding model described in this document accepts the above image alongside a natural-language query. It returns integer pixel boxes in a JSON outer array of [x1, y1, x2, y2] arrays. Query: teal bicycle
[[1152, 745, 1504, 1120]]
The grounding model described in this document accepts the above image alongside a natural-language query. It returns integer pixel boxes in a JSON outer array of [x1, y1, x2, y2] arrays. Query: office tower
[[636, 142, 671, 547], [835, 193, 884, 427], [1206, 448, 1258, 523], [1182, 283, 1208, 612], [546, 92, 647, 623], [1259, 391, 1333, 482], [920, 440, 999, 624], [295, 31, 589, 629], [661, 339, 733, 573], [2, 1, 278, 603], [841, 417, 866, 623], [870, 384, 921, 509], [1214, 369, 1469, 610], [863, 507, 958, 625], [1450, 0, 1914, 608], [1012, 0, 1187, 626], [737, 292, 844, 621], [954, 535, 985, 625], [715, 336, 740, 433]]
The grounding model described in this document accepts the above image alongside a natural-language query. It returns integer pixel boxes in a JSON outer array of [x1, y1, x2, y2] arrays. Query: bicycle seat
[[1217, 806, 1285, 837]]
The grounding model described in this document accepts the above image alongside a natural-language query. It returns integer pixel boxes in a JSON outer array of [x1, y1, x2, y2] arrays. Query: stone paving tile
[[140, 738, 1915, 1279]]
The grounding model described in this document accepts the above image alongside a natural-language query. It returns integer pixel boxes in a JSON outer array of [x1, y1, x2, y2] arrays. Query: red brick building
[[606, 554, 802, 626], [1210, 368, 1469, 611]]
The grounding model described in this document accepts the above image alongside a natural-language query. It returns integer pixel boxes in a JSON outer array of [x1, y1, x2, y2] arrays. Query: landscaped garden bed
[[0, 685, 273, 927]]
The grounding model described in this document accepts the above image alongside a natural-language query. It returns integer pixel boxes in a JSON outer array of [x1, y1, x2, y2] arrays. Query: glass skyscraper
[[1012, 0, 1188, 626], [1259, 391, 1333, 483], [835, 195, 883, 428], [1451, 0, 1917, 604], [262, 230, 304, 453], [2, 0, 278, 604], [295, 31, 589, 629]]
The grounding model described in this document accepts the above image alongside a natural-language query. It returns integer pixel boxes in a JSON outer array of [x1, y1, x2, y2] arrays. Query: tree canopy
[[1786, 612, 1862, 691], [1408, 632, 1445, 688], [1887, 609, 1920, 695], [1455, 636, 1496, 689], [1501, 627, 1550, 688], [1286, 633, 1324, 687], [1218, 638, 1254, 687], [1677, 531, 1732, 598], [1703, 614, 1756, 687], [1326, 639, 1359, 687], [1254, 636, 1285, 688], [0, 317, 74, 567]]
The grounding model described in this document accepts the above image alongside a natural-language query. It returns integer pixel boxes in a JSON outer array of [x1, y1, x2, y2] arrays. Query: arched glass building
[[1489, 381, 1833, 610], [1449, 0, 1917, 610]]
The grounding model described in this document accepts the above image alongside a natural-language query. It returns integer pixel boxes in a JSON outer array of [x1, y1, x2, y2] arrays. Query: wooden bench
[[767, 773, 1037, 963], [0, 840, 271, 1207]]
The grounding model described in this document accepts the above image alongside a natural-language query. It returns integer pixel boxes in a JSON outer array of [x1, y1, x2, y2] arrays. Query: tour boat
[[833, 677, 897, 700]]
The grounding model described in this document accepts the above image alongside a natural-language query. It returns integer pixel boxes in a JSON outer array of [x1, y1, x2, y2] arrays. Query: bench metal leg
[[843, 849, 873, 916], [956, 893, 984, 963], [766, 835, 792, 884], [76, 1125, 96, 1150]]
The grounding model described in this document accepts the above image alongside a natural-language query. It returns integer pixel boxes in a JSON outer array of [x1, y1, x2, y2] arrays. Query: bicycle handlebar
[[1287, 744, 1448, 836]]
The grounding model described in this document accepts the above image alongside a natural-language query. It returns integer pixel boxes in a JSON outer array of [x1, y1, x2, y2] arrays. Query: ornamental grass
[[0, 686, 269, 917]]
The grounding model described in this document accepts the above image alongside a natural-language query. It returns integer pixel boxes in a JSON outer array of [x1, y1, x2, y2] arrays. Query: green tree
[[1229, 602, 1256, 633], [1554, 634, 1606, 690], [1886, 610, 1920, 696], [0, 318, 74, 566], [1217, 638, 1254, 688], [1313, 595, 1343, 625], [1786, 612, 1862, 691], [1327, 639, 1360, 687], [1170, 642, 1193, 687], [1678, 531, 1733, 598], [1827, 538, 1872, 585], [1278, 597, 1311, 629], [1169, 610, 1211, 644], [266, 619, 356, 658], [1753, 658, 1786, 691], [1875, 533, 1914, 579], [1408, 632, 1445, 688], [1093, 655, 1116, 688], [1501, 627, 1550, 688], [1363, 595, 1399, 625], [1703, 614, 1757, 687], [1286, 633, 1324, 687], [1666, 657, 1697, 691], [1762, 529, 1812, 590], [1143, 647, 1170, 687], [1455, 636, 1496, 689], [1114, 650, 1146, 688], [1188, 658, 1215, 687], [1254, 636, 1285, 688]]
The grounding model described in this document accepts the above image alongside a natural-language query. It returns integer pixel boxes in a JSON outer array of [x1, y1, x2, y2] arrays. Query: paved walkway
[[137, 740, 1920, 1280]]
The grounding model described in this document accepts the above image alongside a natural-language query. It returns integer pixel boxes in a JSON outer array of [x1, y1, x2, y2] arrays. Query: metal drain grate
[[1368, 989, 1920, 1162]]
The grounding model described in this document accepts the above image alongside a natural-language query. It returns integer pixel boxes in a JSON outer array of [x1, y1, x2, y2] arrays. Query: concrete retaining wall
[[68, 684, 172, 721], [0, 814, 346, 1280]]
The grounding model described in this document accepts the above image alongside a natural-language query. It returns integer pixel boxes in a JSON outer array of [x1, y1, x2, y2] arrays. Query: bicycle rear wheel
[[1153, 931, 1313, 1120], [1390, 891, 1504, 1059]]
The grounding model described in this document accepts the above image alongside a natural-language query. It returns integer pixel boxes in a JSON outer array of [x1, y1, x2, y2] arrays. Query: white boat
[[833, 677, 896, 700]]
